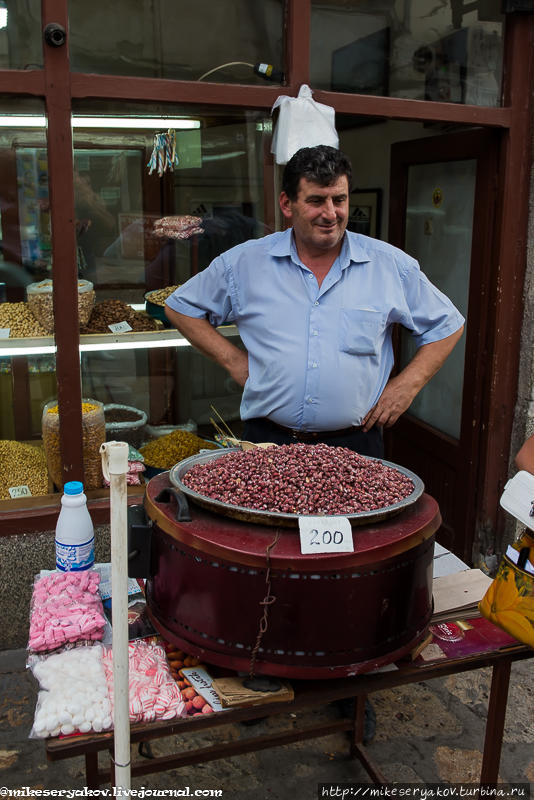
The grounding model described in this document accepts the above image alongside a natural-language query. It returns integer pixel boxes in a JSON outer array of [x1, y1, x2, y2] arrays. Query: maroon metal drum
[[143, 471, 441, 679]]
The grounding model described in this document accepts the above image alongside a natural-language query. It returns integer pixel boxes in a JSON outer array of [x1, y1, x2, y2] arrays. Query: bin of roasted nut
[[42, 399, 105, 490], [81, 299, 159, 333], [26, 279, 95, 333], [182, 442, 415, 515], [140, 429, 217, 472], [145, 286, 180, 327], [145, 285, 180, 306], [0, 303, 48, 338]]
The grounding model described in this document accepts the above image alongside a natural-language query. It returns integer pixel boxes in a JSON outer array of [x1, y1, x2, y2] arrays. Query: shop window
[[68, 0, 285, 85], [0, 349, 55, 501], [1, 101, 273, 504], [0, 101, 56, 501], [311, 0, 504, 107]]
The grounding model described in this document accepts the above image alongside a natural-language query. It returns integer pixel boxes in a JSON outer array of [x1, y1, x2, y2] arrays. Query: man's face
[[279, 175, 350, 256]]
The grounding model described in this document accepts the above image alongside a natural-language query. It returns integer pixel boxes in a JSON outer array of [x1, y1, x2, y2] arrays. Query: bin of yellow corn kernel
[[140, 429, 218, 476], [0, 440, 49, 499], [42, 399, 105, 490]]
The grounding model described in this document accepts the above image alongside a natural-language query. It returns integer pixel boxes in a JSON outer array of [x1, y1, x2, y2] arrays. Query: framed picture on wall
[[347, 188, 382, 238]]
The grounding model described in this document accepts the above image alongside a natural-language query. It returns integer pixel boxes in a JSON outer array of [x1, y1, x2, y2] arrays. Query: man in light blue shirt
[[165, 146, 464, 458]]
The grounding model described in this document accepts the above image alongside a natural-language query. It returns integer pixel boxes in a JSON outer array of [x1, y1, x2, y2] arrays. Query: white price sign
[[108, 320, 133, 333], [0, 328, 10, 338], [298, 516, 353, 554], [8, 485, 32, 499]]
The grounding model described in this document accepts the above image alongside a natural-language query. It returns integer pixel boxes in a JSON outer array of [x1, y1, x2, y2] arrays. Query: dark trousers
[[241, 417, 384, 459]]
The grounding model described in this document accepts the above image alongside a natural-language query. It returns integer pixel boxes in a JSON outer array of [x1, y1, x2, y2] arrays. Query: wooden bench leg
[[480, 659, 511, 785], [85, 752, 100, 788], [349, 694, 388, 785]]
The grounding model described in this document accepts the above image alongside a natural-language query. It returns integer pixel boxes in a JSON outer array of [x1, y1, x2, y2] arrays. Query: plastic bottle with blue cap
[[55, 480, 95, 571]]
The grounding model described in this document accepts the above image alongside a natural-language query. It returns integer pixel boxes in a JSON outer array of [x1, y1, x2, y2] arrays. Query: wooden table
[[45, 641, 533, 787]]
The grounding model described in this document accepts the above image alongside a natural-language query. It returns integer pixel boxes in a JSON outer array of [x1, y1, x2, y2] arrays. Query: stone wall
[[0, 525, 111, 651], [504, 134, 534, 550]]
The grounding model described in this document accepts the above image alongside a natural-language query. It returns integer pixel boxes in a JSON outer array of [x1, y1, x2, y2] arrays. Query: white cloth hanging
[[270, 84, 339, 165]]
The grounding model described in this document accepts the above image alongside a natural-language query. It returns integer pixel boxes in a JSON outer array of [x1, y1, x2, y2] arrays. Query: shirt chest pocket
[[338, 308, 386, 356]]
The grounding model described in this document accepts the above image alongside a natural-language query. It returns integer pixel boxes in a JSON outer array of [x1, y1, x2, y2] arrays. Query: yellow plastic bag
[[479, 547, 534, 647]]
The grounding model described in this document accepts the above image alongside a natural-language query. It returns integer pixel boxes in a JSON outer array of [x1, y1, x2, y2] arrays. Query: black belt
[[265, 419, 361, 442]]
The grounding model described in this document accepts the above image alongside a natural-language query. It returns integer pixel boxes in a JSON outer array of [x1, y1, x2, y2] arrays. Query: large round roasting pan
[[143, 469, 440, 679], [169, 447, 424, 527]]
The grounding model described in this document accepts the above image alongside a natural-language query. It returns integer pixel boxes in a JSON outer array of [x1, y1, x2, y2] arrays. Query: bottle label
[[55, 537, 95, 571]]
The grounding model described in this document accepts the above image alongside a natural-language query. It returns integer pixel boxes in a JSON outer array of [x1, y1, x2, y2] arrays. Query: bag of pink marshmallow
[[28, 570, 107, 653]]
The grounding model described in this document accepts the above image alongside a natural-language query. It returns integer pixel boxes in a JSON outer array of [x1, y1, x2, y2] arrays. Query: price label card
[[8, 485, 32, 499], [298, 516, 353, 554], [0, 328, 10, 338], [108, 320, 133, 333]]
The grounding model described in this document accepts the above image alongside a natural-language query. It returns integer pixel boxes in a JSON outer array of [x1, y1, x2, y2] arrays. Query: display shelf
[[0, 336, 55, 355], [0, 325, 239, 356], [0, 485, 146, 535], [0, 484, 144, 513]]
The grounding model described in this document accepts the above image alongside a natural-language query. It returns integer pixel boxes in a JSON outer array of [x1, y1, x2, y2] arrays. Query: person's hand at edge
[[361, 373, 417, 432], [225, 348, 249, 387]]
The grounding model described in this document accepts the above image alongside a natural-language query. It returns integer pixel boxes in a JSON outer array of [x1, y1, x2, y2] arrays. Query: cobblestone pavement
[[1, 649, 533, 797]]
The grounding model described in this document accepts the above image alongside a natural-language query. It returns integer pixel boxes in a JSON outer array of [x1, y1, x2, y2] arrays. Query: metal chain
[[248, 529, 280, 679]]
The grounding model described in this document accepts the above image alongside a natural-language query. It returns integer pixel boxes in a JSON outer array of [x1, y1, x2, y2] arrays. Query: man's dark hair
[[282, 145, 352, 200]]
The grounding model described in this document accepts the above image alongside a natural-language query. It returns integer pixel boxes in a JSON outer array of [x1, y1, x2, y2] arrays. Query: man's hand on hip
[[164, 308, 249, 386], [226, 349, 249, 387], [361, 374, 417, 432], [361, 326, 464, 433]]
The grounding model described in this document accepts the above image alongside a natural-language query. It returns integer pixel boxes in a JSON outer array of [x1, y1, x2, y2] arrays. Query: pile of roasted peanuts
[[163, 642, 214, 716]]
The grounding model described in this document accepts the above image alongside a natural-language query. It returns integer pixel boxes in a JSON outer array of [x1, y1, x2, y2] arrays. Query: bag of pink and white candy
[[101, 640, 186, 724], [29, 640, 187, 739]]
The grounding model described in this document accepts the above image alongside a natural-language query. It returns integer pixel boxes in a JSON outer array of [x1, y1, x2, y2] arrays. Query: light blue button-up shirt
[[166, 229, 465, 431]]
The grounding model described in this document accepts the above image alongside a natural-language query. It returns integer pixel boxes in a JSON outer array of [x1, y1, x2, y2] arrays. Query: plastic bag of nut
[[42, 399, 105, 490], [26, 279, 95, 333]]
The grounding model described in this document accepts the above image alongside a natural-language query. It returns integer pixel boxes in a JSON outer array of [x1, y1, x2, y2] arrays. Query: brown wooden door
[[386, 129, 499, 563]]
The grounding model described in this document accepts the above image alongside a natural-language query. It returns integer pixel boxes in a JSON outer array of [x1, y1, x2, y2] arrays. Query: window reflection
[[0, 106, 50, 301], [68, 0, 284, 85], [71, 109, 271, 305], [311, 0, 503, 107], [2, 1, 43, 69], [73, 106, 270, 434]]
